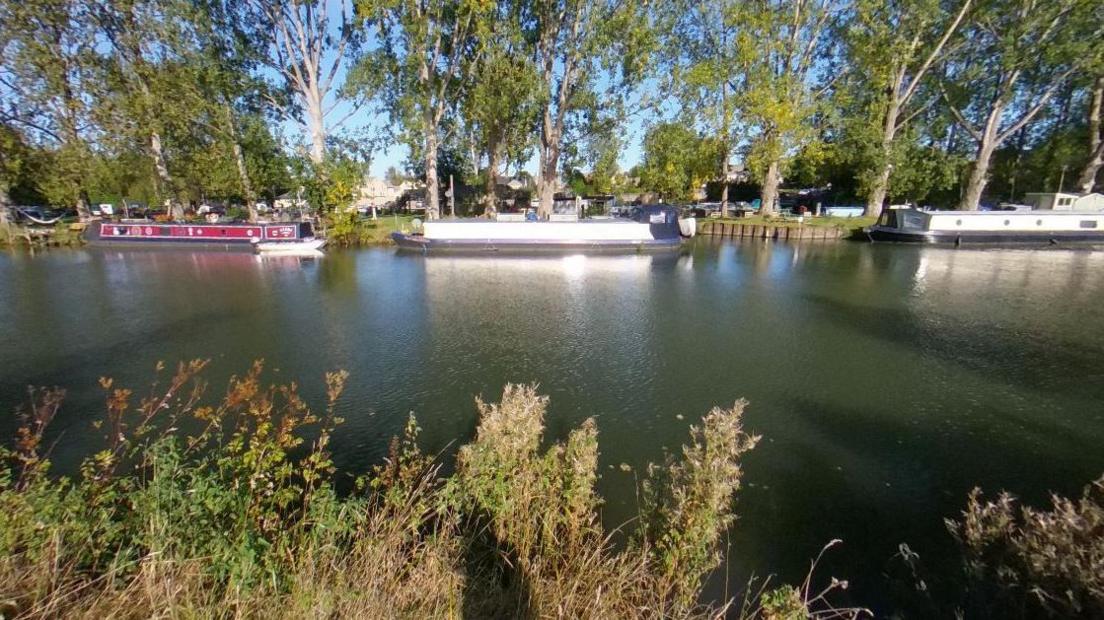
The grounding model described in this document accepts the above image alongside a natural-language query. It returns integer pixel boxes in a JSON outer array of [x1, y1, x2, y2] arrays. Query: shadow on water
[[800, 292, 1104, 399], [733, 390, 1100, 616]]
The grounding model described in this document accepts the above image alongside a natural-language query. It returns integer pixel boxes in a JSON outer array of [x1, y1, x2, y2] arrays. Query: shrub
[[948, 477, 1104, 618]]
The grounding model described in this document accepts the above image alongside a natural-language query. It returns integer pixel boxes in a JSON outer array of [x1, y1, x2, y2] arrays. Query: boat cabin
[[1023, 192, 1104, 211]]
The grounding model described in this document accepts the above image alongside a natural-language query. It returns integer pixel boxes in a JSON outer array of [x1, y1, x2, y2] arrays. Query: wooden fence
[[697, 220, 848, 241]]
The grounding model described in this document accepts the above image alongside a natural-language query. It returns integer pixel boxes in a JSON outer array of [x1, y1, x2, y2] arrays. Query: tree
[[849, 0, 973, 216], [660, 0, 742, 216], [461, 7, 540, 214], [639, 122, 722, 202], [524, 0, 655, 218], [729, 0, 843, 216], [385, 165, 405, 187], [0, 0, 96, 219], [941, 0, 1099, 210], [356, 0, 485, 220], [250, 0, 361, 165], [93, 0, 202, 217], [187, 0, 276, 221]]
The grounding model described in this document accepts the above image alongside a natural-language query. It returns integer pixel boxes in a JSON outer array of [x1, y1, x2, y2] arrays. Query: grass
[[325, 212, 416, 246], [0, 362, 867, 619]]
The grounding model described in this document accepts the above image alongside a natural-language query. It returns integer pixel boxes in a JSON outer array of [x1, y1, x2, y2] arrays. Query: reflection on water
[[1, 242, 1103, 613]]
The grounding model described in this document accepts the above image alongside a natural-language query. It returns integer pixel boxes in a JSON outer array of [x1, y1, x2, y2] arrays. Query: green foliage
[[639, 122, 723, 202], [462, 20, 542, 184]]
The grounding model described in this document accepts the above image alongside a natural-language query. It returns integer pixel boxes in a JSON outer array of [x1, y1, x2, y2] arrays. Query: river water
[[2, 240, 1103, 612]]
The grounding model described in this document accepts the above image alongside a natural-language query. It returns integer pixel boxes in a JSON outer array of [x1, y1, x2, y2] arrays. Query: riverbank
[[698, 215, 876, 241], [326, 213, 415, 246], [0, 222, 85, 249]]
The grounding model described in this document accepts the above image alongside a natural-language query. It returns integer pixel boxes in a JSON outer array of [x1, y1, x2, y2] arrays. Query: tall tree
[[462, 7, 540, 214], [356, 0, 485, 220], [941, 0, 1097, 210], [189, 0, 276, 221], [849, 0, 973, 216], [0, 0, 96, 219], [250, 0, 360, 165], [661, 0, 742, 216], [524, 0, 654, 218], [730, 0, 843, 216], [94, 0, 196, 217]]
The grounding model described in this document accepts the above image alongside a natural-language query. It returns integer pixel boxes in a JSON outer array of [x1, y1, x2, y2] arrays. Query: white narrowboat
[[392, 205, 693, 253], [865, 208, 1104, 245]]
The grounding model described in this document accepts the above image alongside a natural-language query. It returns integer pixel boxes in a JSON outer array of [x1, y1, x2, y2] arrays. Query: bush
[[0, 363, 861, 619], [948, 478, 1104, 618]]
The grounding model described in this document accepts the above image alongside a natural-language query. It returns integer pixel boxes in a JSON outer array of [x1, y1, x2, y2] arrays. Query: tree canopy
[[1, 0, 1101, 218]]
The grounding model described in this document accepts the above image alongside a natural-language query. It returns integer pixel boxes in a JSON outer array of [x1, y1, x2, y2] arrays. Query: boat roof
[[917, 209, 1104, 216]]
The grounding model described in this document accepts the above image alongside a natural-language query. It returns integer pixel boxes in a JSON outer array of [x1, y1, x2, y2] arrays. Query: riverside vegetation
[[0, 361, 1100, 618]]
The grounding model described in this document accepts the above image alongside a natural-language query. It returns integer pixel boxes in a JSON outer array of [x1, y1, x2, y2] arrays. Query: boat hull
[[254, 238, 327, 253], [866, 226, 1104, 245], [392, 232, 681, 253], [391, 209, 687, 253], [84, 221, 316, 251]]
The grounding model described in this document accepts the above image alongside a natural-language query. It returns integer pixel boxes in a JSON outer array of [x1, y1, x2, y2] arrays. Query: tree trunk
[[150, 131, 181, 219], [224, 103, 257, 222], [720, 153, 730, 218], [960, 140, 996, 211], [759, 160, 781, 216], [0, 183, 10, 226], [865, 96, 901, 217], [1077, 76, 1103, 194], [719, 85, 731, 218], [77, 190, 92, 222], [957, 96, 1008, 211], [424, 114, 440, 220], [484, 147, 501, 215], [539, 151, 557, 219], [538, 106, 560, 219], [59, 80, 92, 223], [307, 92, 326, 165]]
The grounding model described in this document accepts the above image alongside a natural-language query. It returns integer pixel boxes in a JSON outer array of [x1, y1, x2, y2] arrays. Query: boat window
[[878, 211, 897, 227], [1003, 220, 1010, 226], [955, 219, 962, 226], [1080, 220, 1098, 229], [1037, 220, 1043, 226], [899, 210, 927, 230]]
